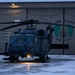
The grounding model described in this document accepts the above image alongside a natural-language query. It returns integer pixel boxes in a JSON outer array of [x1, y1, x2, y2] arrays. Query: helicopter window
[[2, 30, 14, 42], [17, 36, 24, 43], [15, 19, 20, 24], [9, 36, 17, 43]]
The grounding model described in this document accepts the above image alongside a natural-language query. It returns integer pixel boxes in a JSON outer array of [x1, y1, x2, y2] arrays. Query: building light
[[10, 3, 19, 8], [12, 3, 15, 6]]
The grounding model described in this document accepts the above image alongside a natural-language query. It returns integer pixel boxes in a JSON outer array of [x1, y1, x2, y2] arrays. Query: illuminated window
[[15, 20, 20, 24], [2, 30, 14, 42]]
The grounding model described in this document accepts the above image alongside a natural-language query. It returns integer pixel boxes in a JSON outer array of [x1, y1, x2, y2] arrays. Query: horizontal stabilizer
[[50, 44, 69, 49]]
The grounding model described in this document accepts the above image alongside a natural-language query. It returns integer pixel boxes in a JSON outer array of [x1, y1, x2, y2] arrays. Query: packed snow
[[0, 55, 75, 75]]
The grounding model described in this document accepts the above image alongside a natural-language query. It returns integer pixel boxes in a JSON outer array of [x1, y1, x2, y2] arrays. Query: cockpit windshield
[[9, 36, 18, 43], [25, 34, 35, 44]]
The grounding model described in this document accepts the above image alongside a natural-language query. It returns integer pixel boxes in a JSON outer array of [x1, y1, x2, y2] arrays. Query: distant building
[[0, 2, 75, 54]]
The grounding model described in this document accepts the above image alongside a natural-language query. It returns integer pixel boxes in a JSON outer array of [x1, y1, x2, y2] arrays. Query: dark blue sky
[[0, 0, 75, 2]]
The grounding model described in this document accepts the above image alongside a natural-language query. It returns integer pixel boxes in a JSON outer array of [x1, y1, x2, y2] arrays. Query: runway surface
[[0, 55, 75, 75]]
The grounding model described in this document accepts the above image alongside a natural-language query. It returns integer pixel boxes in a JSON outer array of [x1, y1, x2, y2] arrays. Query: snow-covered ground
[[0, 55, 75, 75]]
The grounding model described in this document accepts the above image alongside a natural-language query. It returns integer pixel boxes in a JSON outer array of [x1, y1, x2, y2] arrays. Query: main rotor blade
[[0, 22, 28, 31], [38, 22, 75, 28], [0, 22, 21, 24], [0, 20, 37, 31], [0, 20, 37, 24], [0, 20, 75, 31]]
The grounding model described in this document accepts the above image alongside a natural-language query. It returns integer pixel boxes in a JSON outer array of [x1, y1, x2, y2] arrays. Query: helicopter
[[0, 19, 73, 62]]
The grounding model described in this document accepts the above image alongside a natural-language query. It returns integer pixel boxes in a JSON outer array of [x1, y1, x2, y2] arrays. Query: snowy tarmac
[[0, 55, 75, 75]]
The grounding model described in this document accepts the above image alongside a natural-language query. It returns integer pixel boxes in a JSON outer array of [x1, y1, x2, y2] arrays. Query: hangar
[[0, 0, 75, 55]]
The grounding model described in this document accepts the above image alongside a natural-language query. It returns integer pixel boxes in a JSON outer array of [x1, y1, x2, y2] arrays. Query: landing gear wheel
[[47, 55, 50, 59], [9, 56, 19, 62], [39, 55, 47, 62], [3, 56, 19, 62], [3, 56, 15, 62], [9, 56, 15, 62]]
